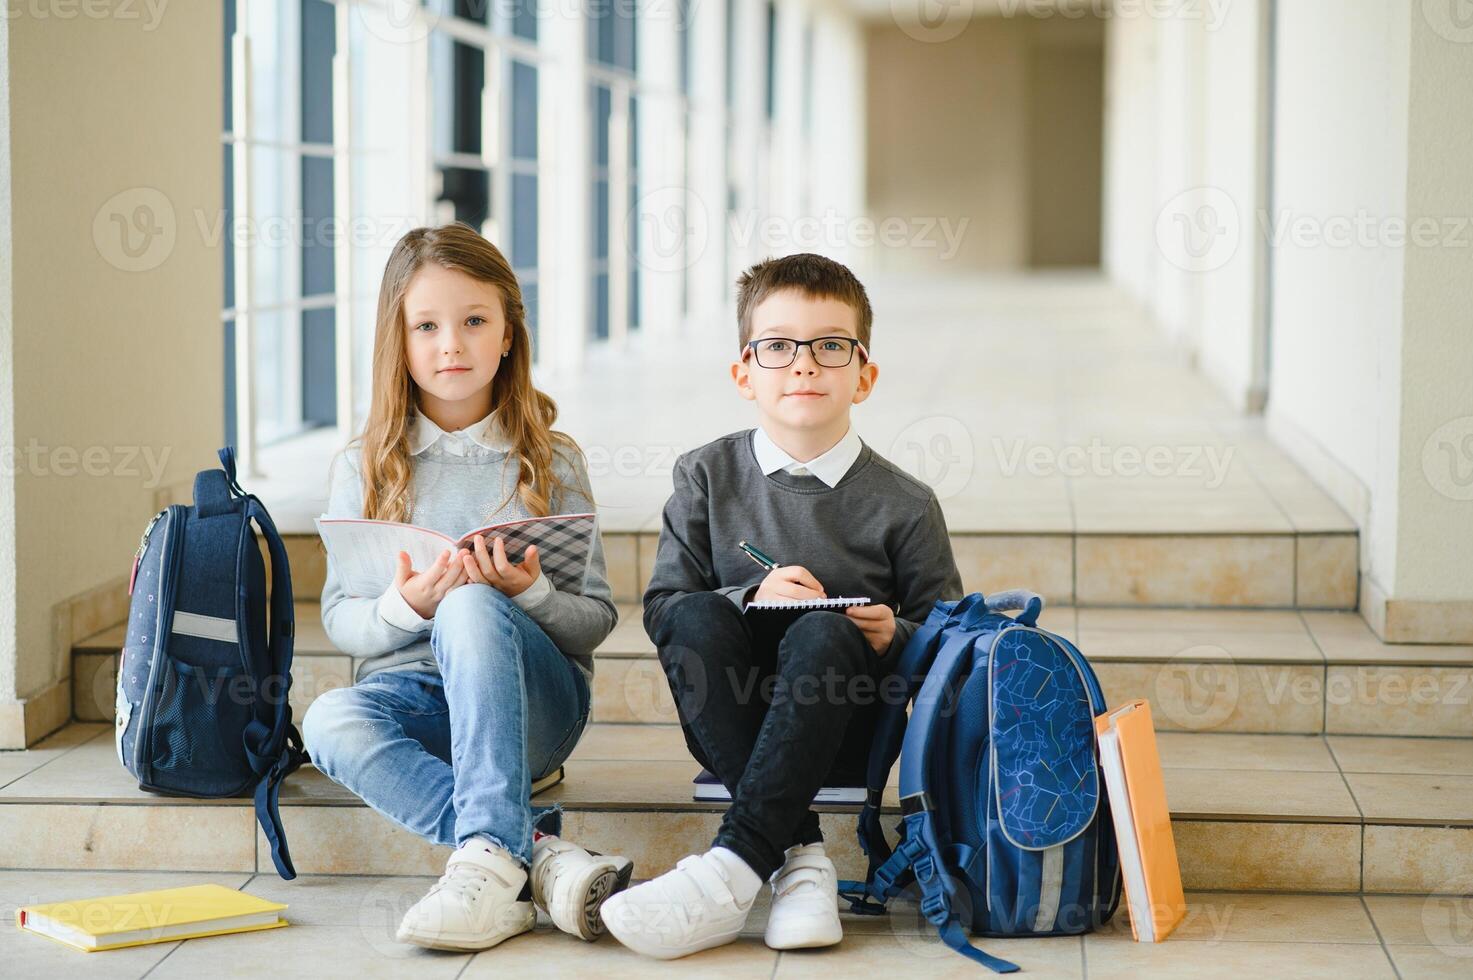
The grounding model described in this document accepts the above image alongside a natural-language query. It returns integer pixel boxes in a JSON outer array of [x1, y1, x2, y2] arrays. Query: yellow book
[[15, 883, 288, 952]]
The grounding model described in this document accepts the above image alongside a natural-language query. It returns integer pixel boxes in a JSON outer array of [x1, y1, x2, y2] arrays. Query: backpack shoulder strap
[[242, 493, 305, 879], [846, 593, 990, 907], [901, 624, 1021, 974]]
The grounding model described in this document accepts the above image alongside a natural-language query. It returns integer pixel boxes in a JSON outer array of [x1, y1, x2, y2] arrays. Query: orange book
[[1095, 699, 1186, 942]]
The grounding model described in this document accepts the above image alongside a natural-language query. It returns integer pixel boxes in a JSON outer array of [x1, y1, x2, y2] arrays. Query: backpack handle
[[983, 588, 1044, 627]]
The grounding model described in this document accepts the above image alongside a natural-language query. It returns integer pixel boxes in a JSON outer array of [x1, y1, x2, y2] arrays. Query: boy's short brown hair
[[735, 253, 873, 352]]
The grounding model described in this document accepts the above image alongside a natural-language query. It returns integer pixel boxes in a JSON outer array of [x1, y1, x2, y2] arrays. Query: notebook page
[[314, 519, 458, 597]]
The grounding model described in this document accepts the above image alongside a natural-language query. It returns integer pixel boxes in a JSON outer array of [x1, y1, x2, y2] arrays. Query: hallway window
[[588, 0, 639, 342], [222, 0, 341, 450], [429, 0, 544, 348]]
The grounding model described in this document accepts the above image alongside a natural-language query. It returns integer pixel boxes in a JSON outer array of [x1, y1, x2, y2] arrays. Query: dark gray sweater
[[643, 429, 964, 657]]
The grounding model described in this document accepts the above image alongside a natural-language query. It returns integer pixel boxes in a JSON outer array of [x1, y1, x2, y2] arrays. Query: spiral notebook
[[743, 596, 871, 613]]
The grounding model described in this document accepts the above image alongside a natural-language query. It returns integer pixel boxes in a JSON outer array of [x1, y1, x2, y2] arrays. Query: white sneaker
[[764, 843, 843, 950], [530, 834, 635, 941], [395, 837, 535, 951], [601, 851, 756, 959]]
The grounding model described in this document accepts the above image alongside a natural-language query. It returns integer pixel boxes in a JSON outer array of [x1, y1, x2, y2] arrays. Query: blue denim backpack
[[839, 591, 1122, 972], [116, 447, 308, 879]]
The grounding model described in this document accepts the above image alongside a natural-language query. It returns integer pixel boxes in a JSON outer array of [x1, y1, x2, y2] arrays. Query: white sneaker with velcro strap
[[600, 850, 756, 959], [530, 834, 635, 941], [764, 842, 843, 950], [395, 836, 536, 951]]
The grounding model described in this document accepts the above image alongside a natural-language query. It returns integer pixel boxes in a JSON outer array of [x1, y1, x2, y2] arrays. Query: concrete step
[[2, 722, 1469, 894], [273, 527, 1360, 610], [73, 603, 1473, 738]]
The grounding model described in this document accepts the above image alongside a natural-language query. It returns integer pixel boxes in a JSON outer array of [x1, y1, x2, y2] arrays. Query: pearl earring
[[502, 351, 510, 358]]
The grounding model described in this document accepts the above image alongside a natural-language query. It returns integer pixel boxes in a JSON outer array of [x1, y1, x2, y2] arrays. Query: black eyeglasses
[[743, 336, 871, 369]]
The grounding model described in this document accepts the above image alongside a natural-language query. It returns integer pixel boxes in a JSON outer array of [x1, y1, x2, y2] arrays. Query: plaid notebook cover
[[459, 513, 596, 593]]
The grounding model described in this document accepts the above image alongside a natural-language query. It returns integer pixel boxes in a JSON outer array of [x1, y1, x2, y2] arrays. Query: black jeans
[[653, 590, 883, 879]]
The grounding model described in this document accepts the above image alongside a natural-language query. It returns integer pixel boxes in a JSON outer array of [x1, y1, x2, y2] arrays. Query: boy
[[601, 253, 963, 959]]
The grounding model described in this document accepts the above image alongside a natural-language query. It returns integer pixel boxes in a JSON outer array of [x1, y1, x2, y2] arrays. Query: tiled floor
[[4, 871, 1471, 978]]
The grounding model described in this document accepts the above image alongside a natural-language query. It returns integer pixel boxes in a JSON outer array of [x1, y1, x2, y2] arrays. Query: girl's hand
[[462, 534, 542, 598], [753, 565, 826, 602], [846, 603, 896, 655], [395, 548, 469, 620]]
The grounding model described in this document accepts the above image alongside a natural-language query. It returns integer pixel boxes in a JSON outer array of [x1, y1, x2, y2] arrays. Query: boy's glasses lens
[[753, 338, 856, 368]]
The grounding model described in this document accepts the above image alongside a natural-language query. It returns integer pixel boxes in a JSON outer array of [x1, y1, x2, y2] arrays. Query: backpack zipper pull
[[129, 510, 166, 595]]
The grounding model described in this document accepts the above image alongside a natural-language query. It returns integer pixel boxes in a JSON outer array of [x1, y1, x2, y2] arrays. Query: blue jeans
[[303, 584, 590, 866]]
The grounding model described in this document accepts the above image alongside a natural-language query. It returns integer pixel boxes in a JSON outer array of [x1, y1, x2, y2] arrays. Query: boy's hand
[[395, 548, 469, 620], [461, 534, 542, 598], [846, 603, 896, 654], [754, 565, 826, 602]]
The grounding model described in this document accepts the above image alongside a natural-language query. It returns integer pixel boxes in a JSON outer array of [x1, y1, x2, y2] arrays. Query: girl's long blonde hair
[[345, 222, 579, 524]]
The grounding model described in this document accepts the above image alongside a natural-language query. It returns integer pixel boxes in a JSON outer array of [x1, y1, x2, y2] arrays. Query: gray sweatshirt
[[643, 429, 963, 658], [321, 441, 617, 683]]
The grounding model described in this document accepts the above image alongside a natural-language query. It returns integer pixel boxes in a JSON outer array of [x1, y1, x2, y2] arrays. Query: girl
[[303, 223, 630, 951]]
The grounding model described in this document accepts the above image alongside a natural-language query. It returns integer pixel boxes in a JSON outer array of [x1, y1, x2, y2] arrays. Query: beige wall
[[1, 5, 224, 745], [1102, 0, 1473, 641], [1026, 36, 1103, 266], [864, 14, 1103, 274]]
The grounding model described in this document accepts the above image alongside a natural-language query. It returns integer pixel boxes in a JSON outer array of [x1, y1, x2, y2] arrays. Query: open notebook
[[315, 512, 596, 597]]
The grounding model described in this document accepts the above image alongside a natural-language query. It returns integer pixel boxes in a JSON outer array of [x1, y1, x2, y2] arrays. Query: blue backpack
[[839, 591, 1121, 972], [116, 446, 308, 879]]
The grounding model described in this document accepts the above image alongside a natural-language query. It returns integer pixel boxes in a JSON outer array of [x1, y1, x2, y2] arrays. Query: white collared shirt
[[752, 425, 863, 488], [408, 406, 512, 457]]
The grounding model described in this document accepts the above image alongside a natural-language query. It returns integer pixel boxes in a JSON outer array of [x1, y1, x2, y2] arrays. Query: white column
[[632, 1, 684, 338], [686, 0, 731, 332], [537, 9, 590, 379]]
